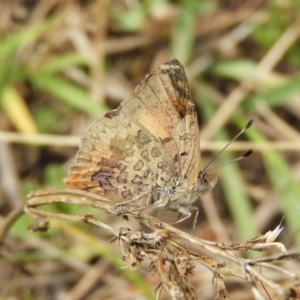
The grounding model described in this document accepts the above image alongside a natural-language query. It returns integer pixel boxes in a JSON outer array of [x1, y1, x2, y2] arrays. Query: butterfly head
[[197, 171, 218, 196], [195, 120, 254, 196]]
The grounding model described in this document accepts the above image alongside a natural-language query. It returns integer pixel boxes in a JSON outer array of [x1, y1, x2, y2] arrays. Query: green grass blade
[[170, 1, 199, 64], [244, 74, 300, 110], [0, 15, 62, 60], [210, 59, 258, 81], [31, 74, 108, 116], [39, 53, 87, 74], [217, 132, 258, 240]]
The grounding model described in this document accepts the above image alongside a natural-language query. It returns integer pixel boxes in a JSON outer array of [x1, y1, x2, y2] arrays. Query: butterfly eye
[[197, 172, 218, 195], [197, 177, 209, 193]]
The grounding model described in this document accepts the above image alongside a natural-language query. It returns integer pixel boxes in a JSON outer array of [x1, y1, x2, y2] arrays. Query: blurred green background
[[1, 1, 300, 299]]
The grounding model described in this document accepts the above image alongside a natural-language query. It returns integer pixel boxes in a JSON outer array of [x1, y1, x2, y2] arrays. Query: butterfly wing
[[64, 58, 201, 201], [152, 59, 201, 187]]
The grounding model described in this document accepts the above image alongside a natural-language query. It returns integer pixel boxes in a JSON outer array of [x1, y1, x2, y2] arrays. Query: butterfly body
[[64, 58, 218, 221]]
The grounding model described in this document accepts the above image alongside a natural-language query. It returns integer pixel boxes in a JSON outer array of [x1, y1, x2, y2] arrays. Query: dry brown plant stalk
[[23, 189, 299, 300]]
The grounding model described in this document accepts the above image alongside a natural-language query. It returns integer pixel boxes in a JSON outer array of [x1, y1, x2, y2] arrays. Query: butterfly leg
[[114, 198, 139, 208], [191, 206, 199, 236], [169, 204, 191, 225], [114, 193, 149, 210], [137, 197, 171, 215], [170, 205, 199, 235]]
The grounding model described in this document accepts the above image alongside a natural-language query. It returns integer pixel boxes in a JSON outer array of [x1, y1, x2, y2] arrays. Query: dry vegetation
[[1, 1, 300, 299]]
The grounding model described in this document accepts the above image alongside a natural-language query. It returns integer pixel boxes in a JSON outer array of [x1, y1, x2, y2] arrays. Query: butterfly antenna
[[203, 149, 253, 173], [202, 119, 254, 174]]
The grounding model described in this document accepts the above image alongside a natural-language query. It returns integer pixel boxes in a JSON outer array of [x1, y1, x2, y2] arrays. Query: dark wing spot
[[96, 158, 119, 168], [174, 154, 179, 162], [151, 147, 161, 158], [117, 171, 128, 183], [143, 169, 151, 178], [179, 133, 191, 141], [118, 164, 126, 172], [104, 107, 120, 118], [92, 168, 118, 195], [122, 190, 133, 199], [141, 149, 149, 159], [133, 159, 144, 171], [157, 161, 167, 171], [135, 130, 151, 148], [160, 137, 172, 144], [132, 175, 143, 185]]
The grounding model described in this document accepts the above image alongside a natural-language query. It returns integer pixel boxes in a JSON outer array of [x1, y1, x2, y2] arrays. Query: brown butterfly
[[64, 58, 251, 225]]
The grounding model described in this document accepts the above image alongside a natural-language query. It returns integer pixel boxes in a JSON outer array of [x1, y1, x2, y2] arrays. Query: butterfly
[[64, 58, 250, 226]]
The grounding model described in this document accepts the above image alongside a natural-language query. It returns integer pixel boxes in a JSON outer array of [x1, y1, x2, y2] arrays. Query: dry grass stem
[[20, 189, 300, 300], [256, 101, 300, 141], [1, 131, 300, 151]]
